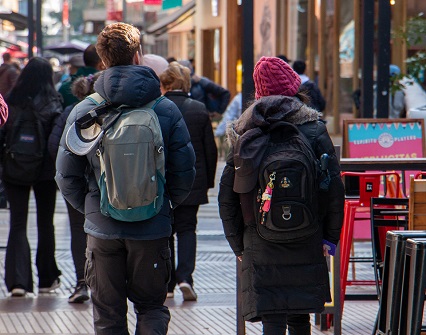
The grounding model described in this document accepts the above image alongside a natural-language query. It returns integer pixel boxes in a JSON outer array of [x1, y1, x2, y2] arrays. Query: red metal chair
[[340, 171, 403, 312]]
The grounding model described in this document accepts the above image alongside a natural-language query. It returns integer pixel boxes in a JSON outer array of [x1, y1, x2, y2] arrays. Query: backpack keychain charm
[[260, 172, 276, 224]]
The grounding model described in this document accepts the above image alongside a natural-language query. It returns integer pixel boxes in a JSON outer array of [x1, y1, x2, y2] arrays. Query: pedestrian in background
[[58, 44, 104, 108], [0, 57, 63, 297], [215, 92, 242, 159], [48, 72, 102, 303], [292, 60, 326, 113], [388, 64, 406, 118], [214, 92, 242, 138], [55, 22, 196, 334], [0, 53, 19, 97], [159, 61, 217, 301], [178, 59, 231, 116], [218, 56, 344, 334]]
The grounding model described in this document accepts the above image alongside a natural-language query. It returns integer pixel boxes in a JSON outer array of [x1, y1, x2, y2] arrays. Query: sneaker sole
[[68, 294, 90, 303], [39, 281, 61, 293], [11, 289, 26, 297], [179, 284, 197, 301]]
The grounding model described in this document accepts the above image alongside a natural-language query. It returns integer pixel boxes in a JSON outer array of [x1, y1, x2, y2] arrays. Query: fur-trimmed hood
[[226, 95, 321, 146]]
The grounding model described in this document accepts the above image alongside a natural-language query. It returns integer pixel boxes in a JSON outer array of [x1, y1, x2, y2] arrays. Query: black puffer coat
[[164, 91, 217, 205], [218, 95, 344, 321]]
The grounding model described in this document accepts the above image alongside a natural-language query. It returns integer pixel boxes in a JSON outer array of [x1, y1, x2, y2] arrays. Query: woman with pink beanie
[[218, 56, 344, 334]]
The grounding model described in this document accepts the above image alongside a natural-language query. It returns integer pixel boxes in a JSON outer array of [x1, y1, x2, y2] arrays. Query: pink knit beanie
[[253, 56, 301, 99]]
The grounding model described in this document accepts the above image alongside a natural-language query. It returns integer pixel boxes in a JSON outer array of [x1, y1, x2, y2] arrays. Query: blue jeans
[[262, 313, 311, 335], [86, 236, 171, 335]]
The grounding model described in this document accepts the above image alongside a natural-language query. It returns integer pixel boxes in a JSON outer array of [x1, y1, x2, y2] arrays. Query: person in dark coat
[[218, 56, 344, 335], [58, 44, 104, 108], [292, 59, 326, 113], [0, 52, 19, 97], [55, 23, 196, 334], [178, 60, 231, 115], [0, 57, 63, 297], [159, 61, 218, 301], [48, 72, 102, 304]]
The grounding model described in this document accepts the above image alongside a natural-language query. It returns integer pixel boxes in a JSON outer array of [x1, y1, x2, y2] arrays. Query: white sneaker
[[39, 278, 60, 293], [166, 292, 174, 299], [11, 287, 26, 297], [179, 282, 197, 301]]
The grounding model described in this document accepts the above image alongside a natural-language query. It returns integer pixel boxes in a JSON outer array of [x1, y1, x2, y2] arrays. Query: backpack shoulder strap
[[86, 92, 107, 106], [148, 96, 166, 110]]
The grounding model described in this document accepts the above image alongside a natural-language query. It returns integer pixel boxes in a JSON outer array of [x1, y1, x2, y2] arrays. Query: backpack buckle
[[282, 206, 292, 220]]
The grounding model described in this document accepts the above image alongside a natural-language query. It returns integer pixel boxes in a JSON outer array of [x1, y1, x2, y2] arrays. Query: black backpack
[[255, 122, 322, 243], [2, 105, 46, 185]]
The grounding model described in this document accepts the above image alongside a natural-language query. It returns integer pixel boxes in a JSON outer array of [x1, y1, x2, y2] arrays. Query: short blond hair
[[159, 61, 191, 93], [96, 22, 141, 68]]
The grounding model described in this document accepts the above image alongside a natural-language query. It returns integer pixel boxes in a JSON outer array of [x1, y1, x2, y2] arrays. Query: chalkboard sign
[[342, 118, 425, 159]]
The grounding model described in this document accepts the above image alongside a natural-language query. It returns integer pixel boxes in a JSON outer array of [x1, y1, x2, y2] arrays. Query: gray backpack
[[89, 93, 166, 222]]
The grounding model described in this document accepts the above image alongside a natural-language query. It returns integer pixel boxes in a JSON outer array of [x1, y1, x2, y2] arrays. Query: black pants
[[262, 313, 311, 335], [65, 199, 86, 283], [86, 235, 171, 335], [4, 180, 61, 292], [168, 205, 199, 291]]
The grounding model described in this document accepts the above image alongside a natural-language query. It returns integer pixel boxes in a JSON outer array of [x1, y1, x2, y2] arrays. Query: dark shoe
[[39, 278, 60, 293], [11, 287, 26, 297], [68, 282, 89, 303], [179, 281, 197, 301]]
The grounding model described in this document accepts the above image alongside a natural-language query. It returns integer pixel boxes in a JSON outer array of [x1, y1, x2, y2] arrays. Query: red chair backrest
[[342, 171, 403, 207], [359, 175, 381, 206]]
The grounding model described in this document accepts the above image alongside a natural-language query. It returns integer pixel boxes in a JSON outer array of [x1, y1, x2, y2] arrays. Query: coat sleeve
[[199, 77, 231, 114], [314, 122, 345, 245], [54, 104, 89, 214], [202, 111, 218, 188], [163, 105, 196, 208], [48, 104, 73, 161], [218, 150, 245, 256]]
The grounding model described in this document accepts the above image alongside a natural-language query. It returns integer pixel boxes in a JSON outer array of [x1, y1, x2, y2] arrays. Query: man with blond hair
[[55, 22, 196, 334]]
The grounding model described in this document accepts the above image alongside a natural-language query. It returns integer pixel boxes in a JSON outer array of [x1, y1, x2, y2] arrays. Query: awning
[[0, 7, 28, 30], [145, 0, 195, 36], [0, 37, 20, 49]]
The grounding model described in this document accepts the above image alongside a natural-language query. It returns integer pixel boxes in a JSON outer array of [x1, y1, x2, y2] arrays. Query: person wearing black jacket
[[0, 57, 63, 297], [160, 61, 218, 301], [293, 59, 326, 113], [218, 56, 344, 335], [48, 72, 102, 304], [178, 60, 230, 116]]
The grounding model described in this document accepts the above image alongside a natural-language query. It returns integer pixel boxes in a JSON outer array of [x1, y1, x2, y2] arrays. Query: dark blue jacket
[[55, 65, 196, 240], [190, 77, 230, 114]]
